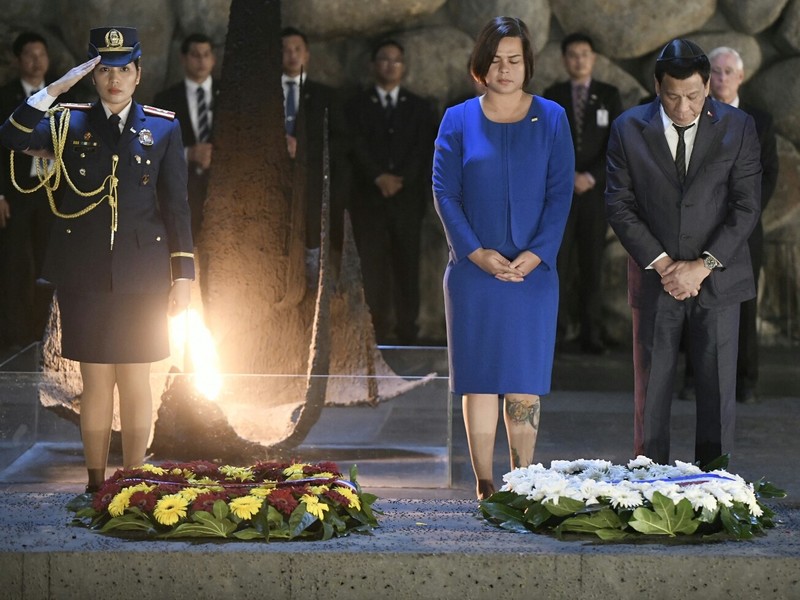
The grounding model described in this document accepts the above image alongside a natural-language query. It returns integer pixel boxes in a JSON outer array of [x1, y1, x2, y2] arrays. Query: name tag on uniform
[[596, 108, 609, 127]]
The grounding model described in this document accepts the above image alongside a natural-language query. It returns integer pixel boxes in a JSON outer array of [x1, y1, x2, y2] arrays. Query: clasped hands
[[468, 248, 541, 282], [655, 256, 710, 301]]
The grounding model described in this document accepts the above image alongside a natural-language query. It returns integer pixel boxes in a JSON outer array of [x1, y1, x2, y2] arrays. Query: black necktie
[[384, 93, 394, 120], [108, 113, 121, 144], [285, 81, 297, 135], [673, 123, 695, 183], [196, 86, 210, 142], [574, 85, 587, 133]]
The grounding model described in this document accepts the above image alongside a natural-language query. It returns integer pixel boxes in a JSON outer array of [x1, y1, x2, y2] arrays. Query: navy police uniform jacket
[[0, 100, 194, 295]]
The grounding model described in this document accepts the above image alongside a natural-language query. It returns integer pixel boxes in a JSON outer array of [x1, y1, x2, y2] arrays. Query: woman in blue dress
[[433, 17, 574, 499]]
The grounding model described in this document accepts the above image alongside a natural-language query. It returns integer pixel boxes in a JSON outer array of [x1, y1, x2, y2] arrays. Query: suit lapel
[[120, 102, 144, 147], [641, 100, 680, 187], [684, 99, 722, 188]]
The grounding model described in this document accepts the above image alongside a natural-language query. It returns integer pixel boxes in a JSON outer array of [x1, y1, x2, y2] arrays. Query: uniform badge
[[79, 168, 86, 176], [135, 155, 142, 164], [141, 174, 150, 185], [84, 132, 92, 141], [139, 129, 154, 146]]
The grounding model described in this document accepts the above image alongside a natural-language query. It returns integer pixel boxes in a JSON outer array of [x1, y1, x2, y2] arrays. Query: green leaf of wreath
[[542, 497, 586, 517], [165, 510, 237, 538], [212, 499, 229, 520], [628, 492, 699, 536], [524, 501, 554, 528], [232, 527, 266, 540], [558, 507, 624, 536], [288, 505, 317, 539], [100, 513, 155, 533], [480, 500, 524, 525]]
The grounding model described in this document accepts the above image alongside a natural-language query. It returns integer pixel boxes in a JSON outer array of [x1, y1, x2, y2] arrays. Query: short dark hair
[[371, 39, 404, 62], [281, 27, 308, 47], [13, 32, 47, 57], [181, 33, 214, 55], [654, 39, 710, 84], [469, 17, 535, 88], [561, 32, 594, 55]]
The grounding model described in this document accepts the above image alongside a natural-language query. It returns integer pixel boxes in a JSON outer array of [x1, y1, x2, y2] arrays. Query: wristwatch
[[703, 255, 721, 271]]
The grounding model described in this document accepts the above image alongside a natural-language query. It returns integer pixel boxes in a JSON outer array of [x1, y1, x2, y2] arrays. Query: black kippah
[[657, 39, 706, 62]]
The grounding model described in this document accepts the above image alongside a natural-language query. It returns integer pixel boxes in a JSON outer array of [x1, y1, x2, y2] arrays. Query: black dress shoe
[[737, 388, 758, 404]]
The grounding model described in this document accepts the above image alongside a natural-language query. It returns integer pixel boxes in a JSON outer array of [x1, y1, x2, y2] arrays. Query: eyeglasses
[[375, 57, 404, 66]]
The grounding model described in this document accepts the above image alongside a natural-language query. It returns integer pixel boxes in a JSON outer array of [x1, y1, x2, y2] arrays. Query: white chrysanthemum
[[679, 486, 719, 512], [673, 460, 702, 475], [608, 487, 644, 509], [538, 477, 571, 504], [627, 455, 653, 469], [705, 484, 735, 507], [606, 465, 629, 482]]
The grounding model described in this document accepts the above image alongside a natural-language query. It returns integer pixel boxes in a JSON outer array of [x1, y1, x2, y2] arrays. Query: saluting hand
[[46, 56, 101, 98]]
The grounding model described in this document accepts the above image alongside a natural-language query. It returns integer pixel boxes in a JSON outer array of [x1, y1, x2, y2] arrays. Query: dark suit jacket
[[346, 86, 436, 217], [293, 78, 348, 248], [739, 102, 778, 245], [605, 97, 762, 309], [544, 79, 623, 188], [153, 79, 220, 238], [0, 100, 194, 292]]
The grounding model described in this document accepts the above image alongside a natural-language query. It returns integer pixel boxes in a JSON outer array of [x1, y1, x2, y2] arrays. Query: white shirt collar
[[658, 104, 701, 132], [376, 85, 399, 106], [282, 73, 306, 86], [100, 100, 133, 130], [185, 76, 213, 95], [21, 79, 44, 97]]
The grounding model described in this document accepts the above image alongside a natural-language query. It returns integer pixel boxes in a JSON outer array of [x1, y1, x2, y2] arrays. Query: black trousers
[[350, 190, 422, 344], [632, 295, 739, 466], [0, 185, 54, 345], [557, 189, 608, 345]]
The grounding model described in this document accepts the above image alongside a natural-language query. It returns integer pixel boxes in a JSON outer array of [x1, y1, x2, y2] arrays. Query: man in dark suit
[[346, 39, 436, 344], [605, 39, 762, 465], [154, 33, 219, 241], [0, 32, 62, 348], [544, 33, 623, 354], [679, 46, 778, 405], [280, 27, 347, 285]]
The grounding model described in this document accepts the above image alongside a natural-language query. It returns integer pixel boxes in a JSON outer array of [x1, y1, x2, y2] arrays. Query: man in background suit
[[280, 27, 347, 285], [0, 32, 63, 349], [605, 39, 761, 465], [679, 46, 779, 405], [154, 33, 218, 241], [346, 39, 436, 344], [545, 33, 622, 354]]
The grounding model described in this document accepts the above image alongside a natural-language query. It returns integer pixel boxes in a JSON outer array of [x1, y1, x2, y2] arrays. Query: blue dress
[[433, 96, 574, 395]]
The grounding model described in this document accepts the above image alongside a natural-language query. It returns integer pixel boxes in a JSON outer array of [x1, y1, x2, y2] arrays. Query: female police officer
[[0, 27, 194, 492]]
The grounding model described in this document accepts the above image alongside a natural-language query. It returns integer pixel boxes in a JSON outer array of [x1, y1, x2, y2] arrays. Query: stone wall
[[2, 0, 798, 345]]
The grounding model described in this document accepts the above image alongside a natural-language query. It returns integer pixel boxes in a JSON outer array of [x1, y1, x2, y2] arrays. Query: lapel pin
[[84, 132, 92, 141], [141, 174, 150, 185], [135, 155, 142, 164], [79, 168, 86, 176], [531, 117, 539, 122]]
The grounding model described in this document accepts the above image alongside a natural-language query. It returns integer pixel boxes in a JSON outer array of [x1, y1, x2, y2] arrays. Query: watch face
[[704, 256, 718, 270]]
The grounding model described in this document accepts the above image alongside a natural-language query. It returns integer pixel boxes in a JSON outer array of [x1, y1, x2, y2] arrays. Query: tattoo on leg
[[506, 397, 541, 428], [511, 447, 521, 468]]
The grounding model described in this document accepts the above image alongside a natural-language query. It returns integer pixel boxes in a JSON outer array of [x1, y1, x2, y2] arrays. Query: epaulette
[[142, 105, 176, 120], [58, 102, 93, 110]]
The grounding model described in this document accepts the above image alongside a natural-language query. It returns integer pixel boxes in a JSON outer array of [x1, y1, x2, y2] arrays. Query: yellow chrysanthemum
[[250, 486, 274, 498], [229, 495, 264, 520], [153, 494, 189, 526], [310, 472, 336, 480], [178, 487, 201, 501], [129, 482, 155, 494], [310, 485, 329, 495], [138, 464, 167, 475], [171, 468, 183, 476], [219, 465, 255, 482], [301, 494, 329, 520], [283, 463, 309, 480], [336, 487, 361, 510], [108, 489, 134, 517], [193, 477, 221, 487]]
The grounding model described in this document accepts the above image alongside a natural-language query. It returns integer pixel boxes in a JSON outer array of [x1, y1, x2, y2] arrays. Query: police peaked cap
[[88, 26, 142, 66]]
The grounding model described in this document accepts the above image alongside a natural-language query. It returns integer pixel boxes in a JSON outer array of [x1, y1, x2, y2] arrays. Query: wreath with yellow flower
[[67, 461, 379, 540]]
